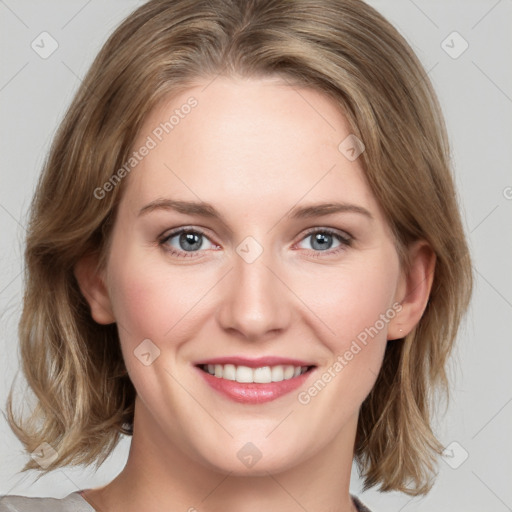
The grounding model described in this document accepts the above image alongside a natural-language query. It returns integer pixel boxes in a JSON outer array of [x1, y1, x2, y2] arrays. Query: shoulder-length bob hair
[[6, 0, 472, 496]]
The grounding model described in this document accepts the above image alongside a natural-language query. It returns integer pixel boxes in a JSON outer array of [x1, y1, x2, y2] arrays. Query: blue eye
[[159, 227, 352, 259], [296, 228, 352, 258], [159, 228, 215, 258]]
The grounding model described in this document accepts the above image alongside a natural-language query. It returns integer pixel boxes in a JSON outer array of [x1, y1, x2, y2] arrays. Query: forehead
[[121, 76, 380, 221]]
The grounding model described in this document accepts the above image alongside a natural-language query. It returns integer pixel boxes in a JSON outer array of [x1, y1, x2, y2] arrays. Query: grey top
[[0, 491, 373, 511], [0, 492, 95, 512]]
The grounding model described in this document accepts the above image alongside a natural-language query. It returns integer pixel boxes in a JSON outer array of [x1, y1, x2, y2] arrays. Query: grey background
[[0, 1, 511, 511]]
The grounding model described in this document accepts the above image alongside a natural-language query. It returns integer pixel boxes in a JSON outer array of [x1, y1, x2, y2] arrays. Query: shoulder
[[352, 494, 374, 512], [0, 492, 95, 512]]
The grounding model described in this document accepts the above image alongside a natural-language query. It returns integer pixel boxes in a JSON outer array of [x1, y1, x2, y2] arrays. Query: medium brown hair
[[5, 0, 472, 495]]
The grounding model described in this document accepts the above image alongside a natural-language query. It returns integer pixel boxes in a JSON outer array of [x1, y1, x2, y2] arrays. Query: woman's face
[[98, 76, 406, 474]]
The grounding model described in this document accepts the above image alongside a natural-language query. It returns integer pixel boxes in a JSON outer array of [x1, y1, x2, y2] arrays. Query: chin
[[192, 440, 303, 476]]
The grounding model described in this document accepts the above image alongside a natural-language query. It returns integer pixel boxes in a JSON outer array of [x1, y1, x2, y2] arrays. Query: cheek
[[110, 270, 167, 336], [106, 248, 217, 365], [106, 256, 199, 392], [289, 264, 399, 454], [108, 258, 191, 343], [296, 248, 400, 391], [301, 254, 398, 337]]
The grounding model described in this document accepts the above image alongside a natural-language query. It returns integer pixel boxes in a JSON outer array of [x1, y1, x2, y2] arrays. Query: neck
[[83, 397, 359, 512]]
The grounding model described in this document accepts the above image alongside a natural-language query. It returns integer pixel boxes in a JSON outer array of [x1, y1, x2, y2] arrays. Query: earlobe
[[388, 241, 436, 340], [74, 254, 116, 325]]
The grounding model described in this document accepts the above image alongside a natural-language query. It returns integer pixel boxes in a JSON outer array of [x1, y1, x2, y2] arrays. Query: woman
[[1, 0, 472, 511]]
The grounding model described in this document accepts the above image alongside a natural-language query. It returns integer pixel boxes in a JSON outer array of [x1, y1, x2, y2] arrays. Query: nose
[[216, 244, 292, 342]]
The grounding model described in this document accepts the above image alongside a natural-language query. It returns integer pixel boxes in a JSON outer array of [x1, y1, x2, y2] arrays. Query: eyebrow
[[138, 199, 373, 222]]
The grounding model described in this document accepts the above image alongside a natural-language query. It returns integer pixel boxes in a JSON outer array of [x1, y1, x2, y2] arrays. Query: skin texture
[[75, 76, 435, 512]]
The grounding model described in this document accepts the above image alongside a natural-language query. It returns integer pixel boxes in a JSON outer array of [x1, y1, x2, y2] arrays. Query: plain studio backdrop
[[0, 1, 511, 511]]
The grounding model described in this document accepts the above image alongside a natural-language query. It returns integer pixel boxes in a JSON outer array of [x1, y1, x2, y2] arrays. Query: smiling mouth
[[197, 363, 316, 384]]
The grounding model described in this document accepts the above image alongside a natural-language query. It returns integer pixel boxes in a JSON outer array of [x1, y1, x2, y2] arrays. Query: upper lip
[[194, 356, 316, 368]]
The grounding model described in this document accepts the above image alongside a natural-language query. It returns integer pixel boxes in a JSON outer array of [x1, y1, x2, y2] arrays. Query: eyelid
[[159, 225, 210, 240], [297, 226, 352, 244]]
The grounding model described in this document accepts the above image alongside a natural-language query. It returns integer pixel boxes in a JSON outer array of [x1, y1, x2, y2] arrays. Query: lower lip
[[195, 366, 315, 404]]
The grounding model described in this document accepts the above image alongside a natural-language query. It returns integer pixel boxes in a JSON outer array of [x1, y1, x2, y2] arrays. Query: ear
[[387, 240, 436, 340], [74, 253, 115, 325]]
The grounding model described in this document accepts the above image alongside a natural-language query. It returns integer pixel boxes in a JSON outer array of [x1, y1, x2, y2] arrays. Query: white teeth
[[223, 364, 236, 381], [283, 365, 295, 379], [236, 365, 253, 383], [271, 365, 284, 381], [202, 363, 310, 383], [253, 366, 272, 383]]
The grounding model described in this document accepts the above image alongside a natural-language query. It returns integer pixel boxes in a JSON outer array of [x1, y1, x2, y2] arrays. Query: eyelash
[[158, 226, 353, 259]]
